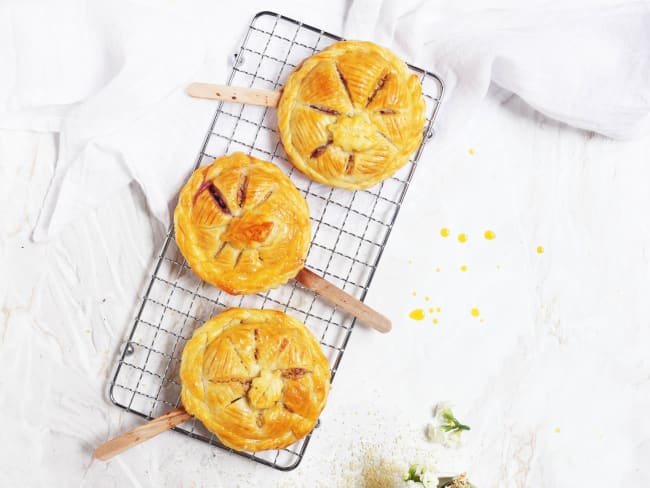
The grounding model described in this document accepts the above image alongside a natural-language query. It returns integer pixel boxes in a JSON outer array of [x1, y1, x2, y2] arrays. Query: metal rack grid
[[109, 10, 443, 471]]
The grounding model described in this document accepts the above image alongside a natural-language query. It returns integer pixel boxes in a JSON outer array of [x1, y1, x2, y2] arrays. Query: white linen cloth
[[0, 0, 649, 241]]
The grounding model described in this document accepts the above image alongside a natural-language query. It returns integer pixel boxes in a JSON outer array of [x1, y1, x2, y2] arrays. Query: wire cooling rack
[[109, 11, 443, 471]]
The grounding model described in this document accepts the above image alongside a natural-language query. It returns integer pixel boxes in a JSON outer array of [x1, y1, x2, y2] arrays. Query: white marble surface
[[3, 14, 650, 488]]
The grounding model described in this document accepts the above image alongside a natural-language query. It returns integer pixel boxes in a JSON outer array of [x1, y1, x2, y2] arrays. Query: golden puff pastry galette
[[277, 40, 426, 190], [180, 308, 331, 451], [174, 153, 311, 295]]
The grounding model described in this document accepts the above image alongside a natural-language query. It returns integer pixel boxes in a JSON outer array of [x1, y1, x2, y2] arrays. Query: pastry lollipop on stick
[[174, 152, 391, 332], [95, 308, 331, 459], [188, 41, 426, 190]]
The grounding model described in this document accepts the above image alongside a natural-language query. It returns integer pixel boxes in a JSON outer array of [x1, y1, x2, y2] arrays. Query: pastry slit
[[232, 248, 244, 269], [227, 337, 251, 376], [344, 154, 355, 175], [377, 108, 398, 115], [253, 328, 259, 361], [207, 182, 232, 215], [307, 104, 340, 116], [281, 367, 311, 379], [335, 63, 354, 105], [250, 187, 276, 211], [376, 130, 398, 150], [256, 412, 265, 428], [213, 241, 227, 258], [310, 142, 331, 159], [207, 377, 250, 384], [237, 174, 249, 208], [366, 72, 390, 107], [229, 396, 243, 405]]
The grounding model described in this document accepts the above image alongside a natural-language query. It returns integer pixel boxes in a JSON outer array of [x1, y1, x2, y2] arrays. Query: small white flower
[[426, 424, 448, 444], [421, 470, 439, 488], [444, 430, 463, 449], [434, 401, 454, 423]]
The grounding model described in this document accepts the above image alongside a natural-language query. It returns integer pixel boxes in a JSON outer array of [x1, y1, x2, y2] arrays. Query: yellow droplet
[[468, 148, 475, 155], [440, 227, 450, 237], [435, 267, 441, 272], [484, 230, 496, 240], [471, 307, 480, 317], [428, 308, 434, 313], [409, 309, 425, 321], [537, 246, 545, 254], [425, 296, 430, 302], [460, 265, 468, 272], [436, 307, 441, 313], [411, 291, 417, 297], [433, 318, 439, 324], [554, 427, 561, 433], [458, 233, 468, 243]]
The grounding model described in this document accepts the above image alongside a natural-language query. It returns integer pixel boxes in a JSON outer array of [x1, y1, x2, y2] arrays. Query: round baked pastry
[[174, 153, 311, 295], [277, 40, 426, 190], [180, 308, 331, 451]]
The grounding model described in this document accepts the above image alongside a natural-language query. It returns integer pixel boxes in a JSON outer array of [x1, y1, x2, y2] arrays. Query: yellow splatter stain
[[458, 233, 468, 243], [554, 427, 561, 433], [425, 296, 430, 301], [436, 307, 441, 313], [440, 227, 450, 237], [428, 308, 434, 313], [470, 308, 480, 317], [409, 309, 425, 321], [468, 148, 475, 155], [537, 245, 545, 254], [480, 319, 485, 323], [484, 230, 496, 240], [496, 264, 501, 270], [435, 267, 441, 272], [460, 265, 468, 272], [411, 291, 417, 297], [433, 318, 439, 324]]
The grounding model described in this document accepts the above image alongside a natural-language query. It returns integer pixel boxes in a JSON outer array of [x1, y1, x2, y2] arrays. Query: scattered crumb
[[409, 309, 425, 321], [433, 318, 439, 325], [412, 291, 417, 297], [436, 307, 441, 313], [440, 227, 450, 237], [457, 233, 467, 243], [484, 230, 496, 240], [537, 245, 544, 254], [435, 267, 441, 272], [470, 308, 480, 317], [468, 148, 475, 155], [460, 265, 467, 272], [424, 296, 430, 302], [428, 308, 434, 313], [554, 427, 561, 433]]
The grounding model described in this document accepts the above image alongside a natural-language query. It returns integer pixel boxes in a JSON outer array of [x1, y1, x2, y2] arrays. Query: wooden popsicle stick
[[187, 82, 280, 107], [296, 268, 392, 333], [94, 407, 192, 461]]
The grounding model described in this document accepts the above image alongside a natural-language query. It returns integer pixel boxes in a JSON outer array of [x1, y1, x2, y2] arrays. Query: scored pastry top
[[174, 152, 311, 295], [278, 40, 426, 190], [180, 308, 331, 451]]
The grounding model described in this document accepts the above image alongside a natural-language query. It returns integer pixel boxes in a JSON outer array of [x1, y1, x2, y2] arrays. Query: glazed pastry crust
[[174, 153, 311, 295], [278, 40, 426, 190], [180, 308, 331, 451]]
